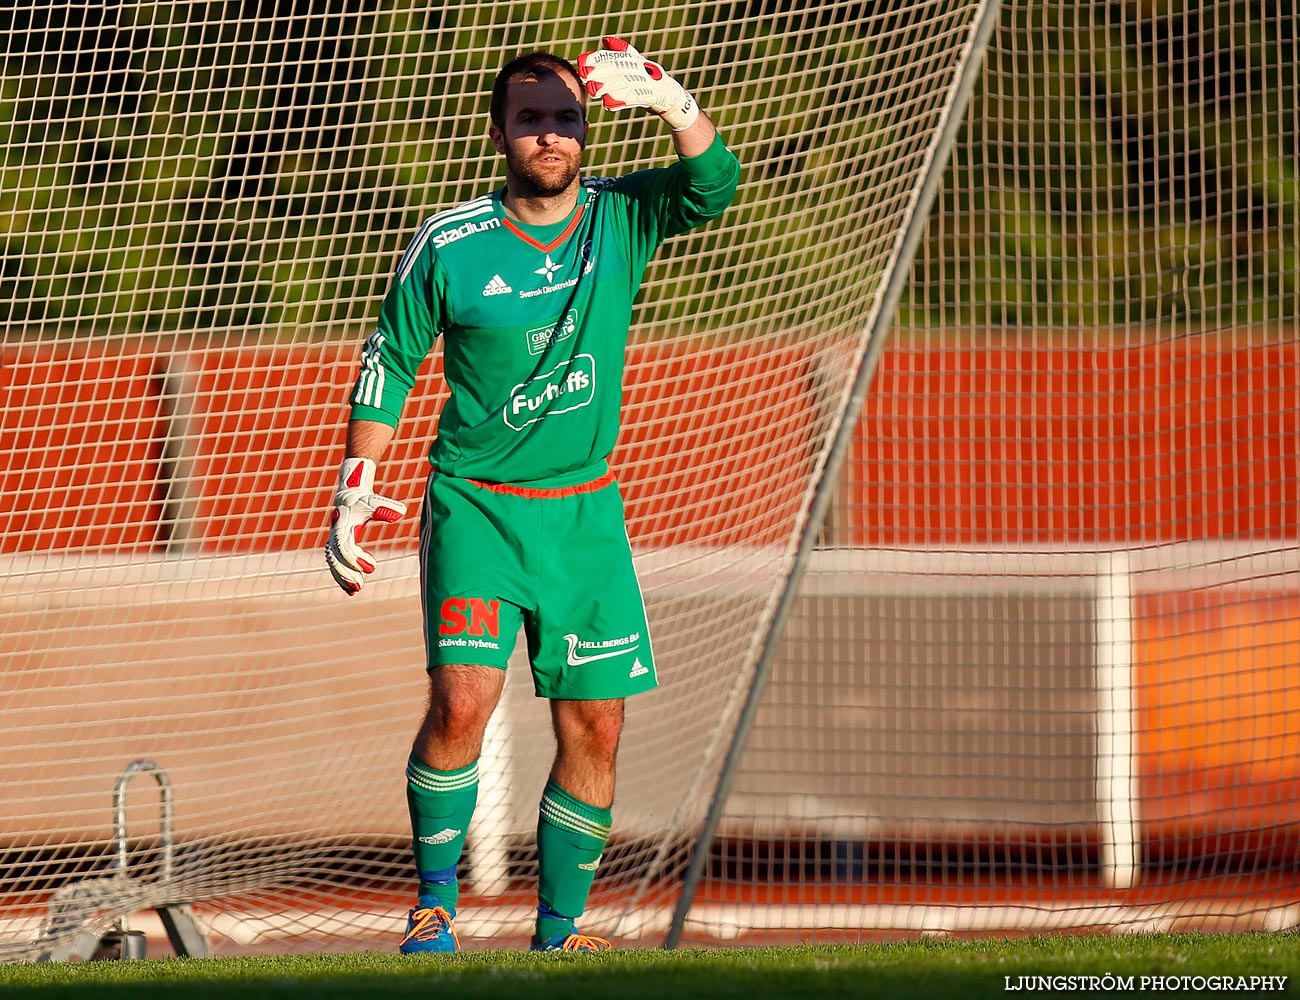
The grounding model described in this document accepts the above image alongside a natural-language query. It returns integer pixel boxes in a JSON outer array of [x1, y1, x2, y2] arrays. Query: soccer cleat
[[530, 930, 612, 952], [399, 904, 460, 954]]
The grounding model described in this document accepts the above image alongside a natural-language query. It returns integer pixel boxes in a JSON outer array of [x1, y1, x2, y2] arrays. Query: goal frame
[[665, 0, 1007, 948]]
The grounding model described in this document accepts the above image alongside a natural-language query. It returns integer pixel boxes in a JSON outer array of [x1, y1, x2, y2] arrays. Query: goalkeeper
[[325, 39, 739, 952]]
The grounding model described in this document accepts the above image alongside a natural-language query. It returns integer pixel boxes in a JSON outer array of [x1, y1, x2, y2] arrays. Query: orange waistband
[[466, 470, 616, 499]]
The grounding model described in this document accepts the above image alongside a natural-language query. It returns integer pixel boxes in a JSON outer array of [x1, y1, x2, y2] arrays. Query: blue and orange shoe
[[530, 928, 611, 952], [399, 904, 460, 954]]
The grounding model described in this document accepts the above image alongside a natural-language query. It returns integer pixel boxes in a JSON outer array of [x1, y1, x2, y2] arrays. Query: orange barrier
[[848, 340, 1300, 545], [184, 345, 445, 551], [5, 338, 1298, 866], [183, 338, 819, 550], [1136, 590, 1300, 856], [617, 339, 818, 546], [0, 346, 166, 553], [10, 338, 1292, 552]]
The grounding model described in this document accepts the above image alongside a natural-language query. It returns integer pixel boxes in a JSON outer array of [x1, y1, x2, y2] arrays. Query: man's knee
[[581, 712, 624, 756], [554, 699, 625, 757], [420, 664, 504, 743]]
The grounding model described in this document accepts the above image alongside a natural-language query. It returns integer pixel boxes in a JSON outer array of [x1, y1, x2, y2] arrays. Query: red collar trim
[[501, 204, 586, 253]]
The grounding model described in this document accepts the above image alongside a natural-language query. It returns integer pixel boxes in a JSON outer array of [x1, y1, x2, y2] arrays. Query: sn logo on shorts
[[438, 597, 500, 636]]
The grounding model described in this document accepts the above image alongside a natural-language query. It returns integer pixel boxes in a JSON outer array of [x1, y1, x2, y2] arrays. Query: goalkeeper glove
[[324, 457, 408, 596], [577, 37, 700, 132]]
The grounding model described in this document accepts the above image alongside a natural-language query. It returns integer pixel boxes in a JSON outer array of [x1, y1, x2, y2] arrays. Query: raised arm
[[577, 37, 718, 156]]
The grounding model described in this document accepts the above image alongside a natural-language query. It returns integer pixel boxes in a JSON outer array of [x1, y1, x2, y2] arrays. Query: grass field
[[0, 935, 1297, 999]]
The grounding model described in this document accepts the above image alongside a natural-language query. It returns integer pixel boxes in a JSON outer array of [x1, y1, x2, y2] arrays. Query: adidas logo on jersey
[[482, 274, 512, 296]]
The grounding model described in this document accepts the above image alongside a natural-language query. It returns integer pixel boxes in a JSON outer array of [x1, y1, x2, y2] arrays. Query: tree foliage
[[1, 2, 1295, 338], [904, 1, 1298, 330]]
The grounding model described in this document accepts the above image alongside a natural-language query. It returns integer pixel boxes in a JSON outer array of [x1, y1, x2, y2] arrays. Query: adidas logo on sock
[[629, 658, 649, 679], [578, 854, 602, 871], [482, 274, 512, 296], [418, 827, 463, 845]]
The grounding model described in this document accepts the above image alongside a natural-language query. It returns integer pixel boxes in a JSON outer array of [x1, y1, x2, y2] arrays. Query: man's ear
[[488, 123, 505, 154]]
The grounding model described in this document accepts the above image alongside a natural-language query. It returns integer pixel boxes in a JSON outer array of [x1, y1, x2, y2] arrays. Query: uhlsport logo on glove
[[577, 37, 700, 132]]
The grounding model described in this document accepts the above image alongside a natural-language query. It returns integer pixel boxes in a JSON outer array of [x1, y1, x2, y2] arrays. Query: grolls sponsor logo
[[526, 309, 578, 355], [503, 354, 595, 431], [438, 597, 501, 650]]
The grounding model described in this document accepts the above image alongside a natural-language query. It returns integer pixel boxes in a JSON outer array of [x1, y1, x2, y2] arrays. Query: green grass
[[1, 935, 1297, 999]]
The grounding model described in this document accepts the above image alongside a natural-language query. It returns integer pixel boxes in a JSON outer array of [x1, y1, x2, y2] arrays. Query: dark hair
[[490, 51, 584, 129]]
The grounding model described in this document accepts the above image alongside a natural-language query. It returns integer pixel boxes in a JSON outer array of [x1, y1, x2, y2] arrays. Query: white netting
[[1, 1, 992, 957], [707, 0, 1300, 942]]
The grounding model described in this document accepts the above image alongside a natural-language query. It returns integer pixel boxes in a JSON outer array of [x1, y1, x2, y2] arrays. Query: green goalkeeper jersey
[[350, 134, 740, 487]]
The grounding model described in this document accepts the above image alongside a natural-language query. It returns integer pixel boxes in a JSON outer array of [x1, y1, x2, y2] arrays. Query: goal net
[[0, 0, 997, 957], [2, 0, 1293, 960], [690, 1, 1300, 943]]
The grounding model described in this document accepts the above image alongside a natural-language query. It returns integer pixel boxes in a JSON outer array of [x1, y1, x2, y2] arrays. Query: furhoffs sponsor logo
[[502, 354, 596, 431]]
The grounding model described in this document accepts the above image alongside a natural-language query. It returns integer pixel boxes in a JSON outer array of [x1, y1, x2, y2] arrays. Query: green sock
[[535, 779, 611, 941], [406, 755, 478, 913]]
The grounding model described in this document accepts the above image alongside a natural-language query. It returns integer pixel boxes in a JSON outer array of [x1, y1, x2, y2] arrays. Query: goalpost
[[675, 1, 1300, 944], [2, 0, 1297, 959]]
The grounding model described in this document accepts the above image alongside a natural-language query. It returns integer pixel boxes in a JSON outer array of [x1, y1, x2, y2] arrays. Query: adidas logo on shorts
[[629, 659, 649, 679], [482, 274, 512, 296]]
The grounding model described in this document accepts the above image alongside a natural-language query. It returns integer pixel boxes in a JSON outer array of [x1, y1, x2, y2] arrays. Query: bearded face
[[502, 131, 583, 198], [490, 70, 588, 200]]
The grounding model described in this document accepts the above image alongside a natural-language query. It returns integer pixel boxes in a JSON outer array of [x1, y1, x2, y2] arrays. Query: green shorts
[[418, 471, 659, 700]]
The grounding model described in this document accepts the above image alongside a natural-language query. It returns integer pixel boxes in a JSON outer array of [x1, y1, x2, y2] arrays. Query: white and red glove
[[324, 457, 408, 596], [577, 37, 700, 132]]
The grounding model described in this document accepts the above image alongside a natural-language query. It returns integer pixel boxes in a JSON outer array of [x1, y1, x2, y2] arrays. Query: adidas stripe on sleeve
[[348, 231, 449, 427]]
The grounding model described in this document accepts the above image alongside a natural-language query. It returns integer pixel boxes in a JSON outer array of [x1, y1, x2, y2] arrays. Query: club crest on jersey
[[526, 309, 578, 356], [534, 254, 563, 284], [503, 354, 596, 431]]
